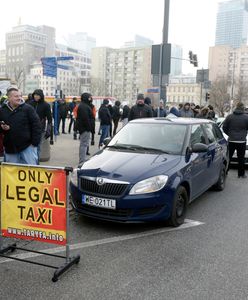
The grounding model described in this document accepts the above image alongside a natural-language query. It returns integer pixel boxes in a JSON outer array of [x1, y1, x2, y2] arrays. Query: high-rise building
[[215, 0, 248, 48], [5, 24, 56, 91], [209, 44, 248, 105], [170, 45, 183, 76], [91, 46, 152, 101], [25, 44, 91, 96], [0, 50, 6, 77], [67, 32, 96, 54], [123, 35, 154, 48]]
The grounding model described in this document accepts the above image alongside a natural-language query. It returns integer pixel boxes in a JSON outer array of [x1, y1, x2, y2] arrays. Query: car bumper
[[70, 183, 175, 223]]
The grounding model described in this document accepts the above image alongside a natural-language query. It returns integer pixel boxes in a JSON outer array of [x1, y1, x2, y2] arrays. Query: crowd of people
[[0, 88, 248, 178]]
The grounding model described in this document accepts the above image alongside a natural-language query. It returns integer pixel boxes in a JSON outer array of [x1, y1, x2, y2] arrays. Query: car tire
[[213, 164, 226, 191], [169, 186, 188, 227]]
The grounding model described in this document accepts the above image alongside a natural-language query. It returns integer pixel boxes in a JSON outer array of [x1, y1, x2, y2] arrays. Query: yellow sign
[[1, 164, 67, 245]]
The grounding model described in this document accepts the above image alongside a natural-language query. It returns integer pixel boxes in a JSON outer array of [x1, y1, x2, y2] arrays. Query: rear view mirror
[[191, 143, 208, 153]]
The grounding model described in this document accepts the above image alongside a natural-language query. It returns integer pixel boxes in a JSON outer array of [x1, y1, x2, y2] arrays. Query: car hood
[[78, 149, 181, 183]]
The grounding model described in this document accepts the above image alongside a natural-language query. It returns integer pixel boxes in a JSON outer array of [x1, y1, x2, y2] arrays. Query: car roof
[[130, 117, 214, 125]]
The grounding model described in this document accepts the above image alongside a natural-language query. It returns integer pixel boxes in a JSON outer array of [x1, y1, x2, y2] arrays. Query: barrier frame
[[0, 162, 80, 282]]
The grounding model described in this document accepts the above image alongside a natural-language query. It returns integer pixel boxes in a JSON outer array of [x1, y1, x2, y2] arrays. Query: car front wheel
[[169, 186, 188, 227]]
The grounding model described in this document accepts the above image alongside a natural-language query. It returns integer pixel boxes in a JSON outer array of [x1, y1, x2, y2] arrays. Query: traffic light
[[193, 54, 198, 67], [205, 92, 210, 101], [189, 51, 198, 67], [189, 51, 193, 64]]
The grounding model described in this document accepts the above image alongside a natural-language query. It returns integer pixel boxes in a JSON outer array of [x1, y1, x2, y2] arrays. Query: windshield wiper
[[128, 145, 171, 154], [108, 144, 170, 153]]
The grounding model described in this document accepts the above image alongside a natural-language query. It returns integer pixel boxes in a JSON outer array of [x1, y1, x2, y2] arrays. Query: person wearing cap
[[223, 102, 248, 178], [76, 92, 94, 165], [98, 98, 112, 148], [0, 87, 41, 165], [128, 94, 153, 121]]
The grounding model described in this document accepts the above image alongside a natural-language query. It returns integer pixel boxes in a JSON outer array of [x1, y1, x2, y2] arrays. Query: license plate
[[82, 195, 116, 210]]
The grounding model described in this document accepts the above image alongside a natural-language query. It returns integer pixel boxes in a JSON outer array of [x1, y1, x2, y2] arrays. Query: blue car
[[70, 118, 228, 226]]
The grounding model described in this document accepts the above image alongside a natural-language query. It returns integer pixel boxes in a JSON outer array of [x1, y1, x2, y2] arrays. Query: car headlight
[[70, 168, 79, 186], [129, 175, 168, 195]]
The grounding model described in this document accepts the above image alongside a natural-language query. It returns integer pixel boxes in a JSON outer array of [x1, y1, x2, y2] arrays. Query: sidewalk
[[41, 120, 114, 168]]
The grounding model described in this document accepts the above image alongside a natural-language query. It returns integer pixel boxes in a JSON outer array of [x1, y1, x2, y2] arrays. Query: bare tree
[[6, 67, 26, 91], [209, 77, 231, 117], [91, 77, 106, 96], [234, 78, 248, 106]]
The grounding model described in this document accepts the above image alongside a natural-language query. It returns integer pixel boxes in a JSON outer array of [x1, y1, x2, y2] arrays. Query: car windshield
[[108, 123, 187, 155]]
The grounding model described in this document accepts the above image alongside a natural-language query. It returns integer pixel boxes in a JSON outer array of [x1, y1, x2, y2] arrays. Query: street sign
[[57, 64, 71, 70], [147, 88, 160, 93], [41, 57, 57, 78], [57, 56, 74, 61], [196, 69, 209, 83]]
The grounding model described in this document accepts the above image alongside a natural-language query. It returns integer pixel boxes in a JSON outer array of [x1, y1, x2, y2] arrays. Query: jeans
[[79, 131, 91, 165], [99, 125, 110, 146], [4, 145, 39, 165]]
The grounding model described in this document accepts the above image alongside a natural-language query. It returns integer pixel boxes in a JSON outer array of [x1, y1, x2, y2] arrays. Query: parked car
[[70, 118, 228, 226]]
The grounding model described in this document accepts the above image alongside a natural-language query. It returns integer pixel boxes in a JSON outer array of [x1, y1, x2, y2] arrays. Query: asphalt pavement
[[1, 120, 248, 299]]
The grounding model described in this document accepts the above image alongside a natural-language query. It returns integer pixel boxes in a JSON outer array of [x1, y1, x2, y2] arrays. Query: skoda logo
[[96, 177, 105, 186]]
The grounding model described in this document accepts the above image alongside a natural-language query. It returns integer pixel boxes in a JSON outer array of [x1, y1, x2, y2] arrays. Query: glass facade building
[[215, 0, 248, 48]]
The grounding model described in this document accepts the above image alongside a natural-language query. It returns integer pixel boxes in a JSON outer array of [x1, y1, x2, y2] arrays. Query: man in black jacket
[[98, 98, 112, 148], [129, 94, 153, 121], [76, 93, 94, 165], [29, 89, 53, 161], [0, 87, 41, 164], [223, 102, 248, 178]]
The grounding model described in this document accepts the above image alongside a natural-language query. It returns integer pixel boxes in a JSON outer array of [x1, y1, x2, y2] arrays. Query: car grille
[[80, 177, 129, 197]]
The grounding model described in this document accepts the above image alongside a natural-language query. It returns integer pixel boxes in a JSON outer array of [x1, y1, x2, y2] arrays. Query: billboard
[[1, 164, 67, 245]]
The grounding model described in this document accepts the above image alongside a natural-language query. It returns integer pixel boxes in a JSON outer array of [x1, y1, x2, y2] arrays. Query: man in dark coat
[[112, 100, 121, 135], [76, 93, 94, 165], [98, 99, 112, 147], [0, 87, 41, 164], [223, 102, 248, 178], [128, 94, 153, 121], [29, 89, 53, 162], [58, 97, 68, 134]]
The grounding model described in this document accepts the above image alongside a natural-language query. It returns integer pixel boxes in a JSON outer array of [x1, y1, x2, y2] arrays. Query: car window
[[108, 123, 187, 154], [190, 125, 206, 145], [202, 124, 216, 144], [211, 123, 224, 140]]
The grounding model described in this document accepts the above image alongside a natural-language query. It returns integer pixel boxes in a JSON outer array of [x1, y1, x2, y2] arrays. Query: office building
[[215, 0, 248, 48], [91, 46, 152, 101]]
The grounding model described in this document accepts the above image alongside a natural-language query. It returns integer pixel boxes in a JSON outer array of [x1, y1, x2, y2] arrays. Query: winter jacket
[[179, 108, 194, 118], [28, 99, 52, 130], [154, 107, 166, 117], [112, 105, 122, 120], [128, 104, 153, 121], [98, 104, 112, 125], [0, 100, 42, 153], [121, 105, 130, 120], [76, 101, 93, 134], [223, 109, 248, 142]]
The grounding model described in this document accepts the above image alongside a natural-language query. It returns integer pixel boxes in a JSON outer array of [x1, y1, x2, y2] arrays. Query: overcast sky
[[0, 0, 219, 73]]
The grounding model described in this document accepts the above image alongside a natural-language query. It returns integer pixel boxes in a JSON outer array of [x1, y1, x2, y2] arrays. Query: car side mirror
[[191, 143, 208, 153], [103, 137, 112, 146]]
